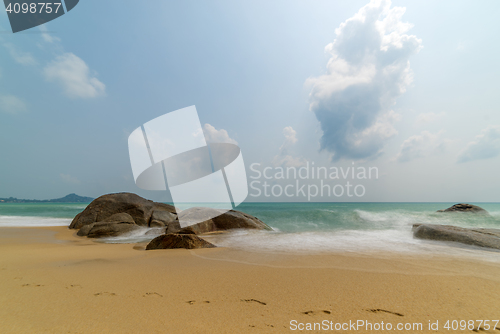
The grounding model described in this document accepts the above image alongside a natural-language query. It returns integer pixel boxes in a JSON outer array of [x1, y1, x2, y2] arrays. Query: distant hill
[[0, 193, 94, 203]]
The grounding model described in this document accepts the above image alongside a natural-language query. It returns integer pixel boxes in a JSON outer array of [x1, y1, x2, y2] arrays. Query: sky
[[1, 0, 500, 203]]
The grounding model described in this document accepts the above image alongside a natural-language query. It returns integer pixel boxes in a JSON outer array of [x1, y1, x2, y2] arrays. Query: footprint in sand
[[94, 292, 116, 296], [241, 299, 267, 306], [473, 327, 498, 332], [143, 292, 163, 297], [302, 310, 331, 315], [366, 308, 403, 317], [186, 300, 210, 304], [22, 283, 43, 287]]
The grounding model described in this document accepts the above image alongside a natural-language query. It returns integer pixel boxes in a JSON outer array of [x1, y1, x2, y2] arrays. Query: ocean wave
[[205, 229, 500, 262], [0, 215, 71, 227], [95, 228, 157, 244]]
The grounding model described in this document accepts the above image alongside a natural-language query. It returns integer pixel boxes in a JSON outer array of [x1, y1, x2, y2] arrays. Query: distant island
[[0, 193, 94, 203]]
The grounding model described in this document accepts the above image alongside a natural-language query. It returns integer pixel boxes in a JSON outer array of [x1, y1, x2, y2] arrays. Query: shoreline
[[1, 226, 499, 333]]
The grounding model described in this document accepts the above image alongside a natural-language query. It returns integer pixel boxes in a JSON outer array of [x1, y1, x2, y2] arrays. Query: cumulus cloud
[[44, 53, 106, 98], [307, 0, 422, 161], [396, 130, 448, 162], [457, 126, 500, 163], [415, 112, 445, 126], [203, 123, 238, 144], [60, 173, 81, 185], [279, 126, 298, 152], [272, 126, 307, 167], [0, 95, 27, 114], [3, 43, 37, 66]]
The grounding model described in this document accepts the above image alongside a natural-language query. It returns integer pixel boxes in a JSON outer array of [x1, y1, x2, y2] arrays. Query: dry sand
[[0, 226, 499, 333]]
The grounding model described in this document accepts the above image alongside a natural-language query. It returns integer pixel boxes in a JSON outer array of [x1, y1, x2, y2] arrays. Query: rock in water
[[177, 207, 272, 234], [87, 222, 142, 238], [413, 224, 500, 250], [146, 234, 216, 250], [437, 203, 488, 214], [70, 193, 271, 239], [69, 192, 178, 232], [213, 210, 272, 230]]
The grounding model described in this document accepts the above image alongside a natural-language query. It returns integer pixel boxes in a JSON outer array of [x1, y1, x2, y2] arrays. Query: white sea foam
[[0, 215, 71, 227], [205, 229, 500, 263], [95, 227, 158, 244]]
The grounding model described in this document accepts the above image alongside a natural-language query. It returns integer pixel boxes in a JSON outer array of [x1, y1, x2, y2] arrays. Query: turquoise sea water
[[1, 202, 499, 259]]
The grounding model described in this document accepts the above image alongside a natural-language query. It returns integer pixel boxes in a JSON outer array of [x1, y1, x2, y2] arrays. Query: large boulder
[[213, 210, 271, 230], [413, 224, 500, 250], [177, 207, 272, 234], [437, 203, 488, 214], [69, 193, 178, 231], [76, 213, 138, 237], [146, 233, 216, 250], [87, 222, 143, 238]]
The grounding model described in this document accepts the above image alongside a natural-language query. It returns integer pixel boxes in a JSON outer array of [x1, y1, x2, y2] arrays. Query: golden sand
[[0, 226, 499, 333]]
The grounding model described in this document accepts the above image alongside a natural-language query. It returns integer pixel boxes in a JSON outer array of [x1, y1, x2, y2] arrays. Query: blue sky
[[1, 0, 500, 202]]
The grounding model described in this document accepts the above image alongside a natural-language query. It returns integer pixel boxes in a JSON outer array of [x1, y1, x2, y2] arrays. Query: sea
[[1, 202, 499, 261]]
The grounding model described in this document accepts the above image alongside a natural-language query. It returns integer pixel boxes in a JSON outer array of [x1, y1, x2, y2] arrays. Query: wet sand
[[0, 226, 499, 333]]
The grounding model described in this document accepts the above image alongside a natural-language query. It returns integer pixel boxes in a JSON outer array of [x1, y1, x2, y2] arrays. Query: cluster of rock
[[413, 203, 500, 250], [71, 196, 499, 252], [69, 192, 271, 249]]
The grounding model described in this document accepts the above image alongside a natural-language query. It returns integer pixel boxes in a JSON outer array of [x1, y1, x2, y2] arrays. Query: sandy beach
[[0, 226, 499, 334]]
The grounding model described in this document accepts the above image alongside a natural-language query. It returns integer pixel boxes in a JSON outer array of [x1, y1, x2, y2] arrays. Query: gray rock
[[146, 233, 216, 250], [213, 210, 272, 231], [437, 203, 488, 214], [104, 212, 135, 223], [413, 224, 500, 250], [165, 220, 182, 234], [69, 192, 177, 229], [87, 222, 142, 238], [150, 210, 177, 226], [177, 207, 272, 234], [76, 223, 95, 237]]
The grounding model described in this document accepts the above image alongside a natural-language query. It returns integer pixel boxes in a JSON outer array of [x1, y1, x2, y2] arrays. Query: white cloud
[[60, 173, 81, 185], [3, 43, 37, 66], [44, 53, 106, 98], [0, 95, 27, 114], [203, 123, 238, 144], [271, 154, 307, 168], [280, 126, 298, 151], [415, 112, 445, 126], [307, 0, 422, 161], [457, 126, 500, 163], [396, 130, 448, 162], [39, 25, 61, 44], [272, 126, 307, 167]]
